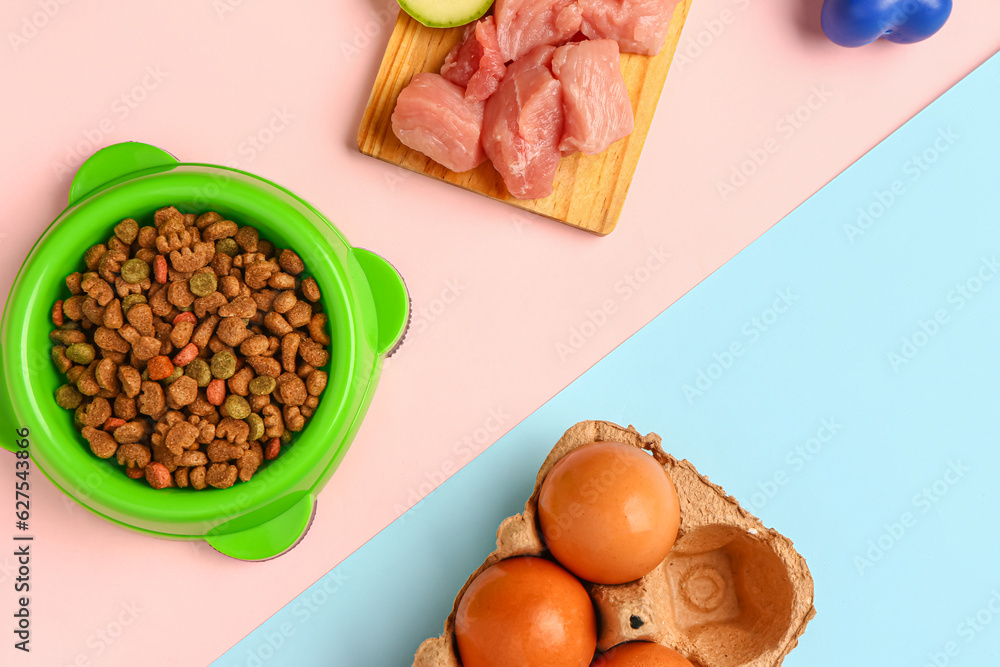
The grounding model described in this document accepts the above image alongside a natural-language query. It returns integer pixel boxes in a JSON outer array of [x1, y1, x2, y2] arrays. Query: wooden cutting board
[[357, 1, 692, 235]]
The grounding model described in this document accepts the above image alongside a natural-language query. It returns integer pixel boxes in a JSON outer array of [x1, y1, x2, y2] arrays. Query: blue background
[[216, 54, 1000, 666]]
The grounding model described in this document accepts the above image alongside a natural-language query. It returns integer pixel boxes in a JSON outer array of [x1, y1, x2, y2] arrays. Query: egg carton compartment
[[413, 420, 815, 667]]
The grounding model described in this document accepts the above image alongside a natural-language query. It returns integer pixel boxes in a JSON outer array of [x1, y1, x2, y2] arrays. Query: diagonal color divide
[[217, 54, 1000, 666]]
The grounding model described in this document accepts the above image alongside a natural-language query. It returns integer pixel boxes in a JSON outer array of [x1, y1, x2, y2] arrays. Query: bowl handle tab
[[0, 348, 19, 453], [352, 248, 409, 357], [69, 142, 178, 207], [205, 493, 315, 561]]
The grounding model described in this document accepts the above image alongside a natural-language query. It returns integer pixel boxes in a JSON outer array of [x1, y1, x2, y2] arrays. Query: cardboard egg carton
[[413, 420, 816, 667]]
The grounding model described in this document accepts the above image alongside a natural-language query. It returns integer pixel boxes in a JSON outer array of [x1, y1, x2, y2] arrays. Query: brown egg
[[455, 556, 597, 667], [592, 641, 695, 666], [538, 441, 680, 584]]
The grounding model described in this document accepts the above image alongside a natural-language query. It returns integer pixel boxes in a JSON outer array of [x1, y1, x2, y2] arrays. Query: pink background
[[1, 0, 998, 664]]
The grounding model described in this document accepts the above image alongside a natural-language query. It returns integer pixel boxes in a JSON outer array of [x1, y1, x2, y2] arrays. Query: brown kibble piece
[[300, 276, 321, 302], [81, 297, 106, 326], [76, 365, 100, 396], [248, 394, 270, 411], [239, 335, 269, 357], [174, 467, 190, 488], [187, 394, 216, 417], [137, 226, 158, 248], [216, 417, 250, 444], [218, 275, 241, 298], [103, 299, 124, 329], [94, 327, 130, 353], [114, 218, 139, 244], [114, 394, 137, 420], [206, 463, 238, 489], [268, 272, 296, 290], [305, 370, 327, 397], [167, 280, 196, 308], [237, 447, 260, 482], [137, 381, 166, 417], [149, 284, 171, 317], [126, 304, 155, 337], [244, 261, 275, 290], [246, 355, 281, 378], [116, 443, 151, 469], [84, 244, 106, 270], [81, 397, 112, 427], [262, 404, 284, 438], [82, 273, 115, 306], [113, 421, 145, 444], [207, 439, 244, 462], [154, 206, 184, 229], [278, 373, 307, 407], [251, 289, 278, 313], [282, 333, 300, 373], [95, 358, 118, 392], [191, 314, 220, 348], [234, 226, 259, 252], [271, 290, 297, 314], [298, 338, 329, 368], [202, 220, 238, 241], [278, 249, 305, 275], [218, 294, 256, 319], [195, 211, 222, 229], [284, 301, 312, 329], [227, 366, 254, 396], [283, 405, 305, 432], [165, 421, 199, 455], [263, 312, 293, 336], [169, 242, 215, 273], [66, 272, 84, 294], [51, 328, 86, 346], [216, 316, 249, 347], [189, 465, 207, 490], [166, 375, 199, 409], [82, 426, 118, 459], [61, 296, 85, 322], [118, 366, 142, 398], [51, 346, 74, 373], [193, 292, 227, 318], [178, 451, 209, 467], [307, 314, 330, 346]]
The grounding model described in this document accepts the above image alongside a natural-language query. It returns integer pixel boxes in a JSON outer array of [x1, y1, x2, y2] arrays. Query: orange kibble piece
[[206, 378, 226, 406], [146, 355, 175, 381]]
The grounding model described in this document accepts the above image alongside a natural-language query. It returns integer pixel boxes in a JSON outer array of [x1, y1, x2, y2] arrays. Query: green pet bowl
[[0, 142, 409, 560]]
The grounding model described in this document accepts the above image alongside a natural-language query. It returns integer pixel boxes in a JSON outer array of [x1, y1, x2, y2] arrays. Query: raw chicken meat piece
[[482, 45, 564, 199], [495, 0, 582, 62], [578, 0, 679, 55], [440, 16, 508, 102], [552, 39, 634, 155], [391, 73, 487, 173]]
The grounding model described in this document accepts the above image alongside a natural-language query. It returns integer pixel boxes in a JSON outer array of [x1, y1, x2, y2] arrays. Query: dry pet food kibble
[[47, 206, 331, 490]]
